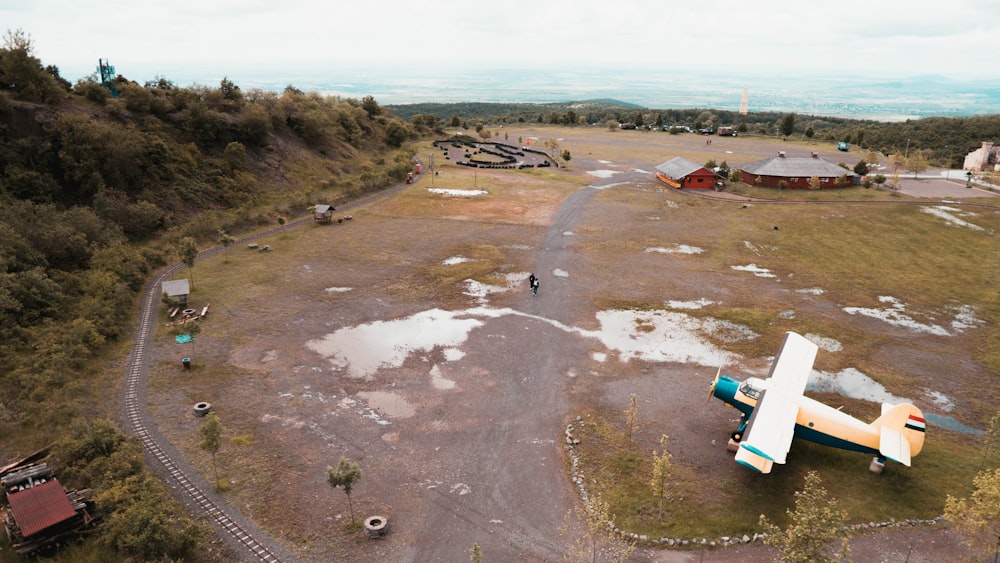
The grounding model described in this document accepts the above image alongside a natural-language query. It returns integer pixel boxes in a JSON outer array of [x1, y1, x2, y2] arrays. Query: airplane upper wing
[[765, 332, 818, 398], [737, 332, 819, 468]]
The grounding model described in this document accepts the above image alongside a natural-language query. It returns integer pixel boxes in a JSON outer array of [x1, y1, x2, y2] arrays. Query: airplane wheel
[[731, 431, 742, 442], [869, 457, 885, 474]]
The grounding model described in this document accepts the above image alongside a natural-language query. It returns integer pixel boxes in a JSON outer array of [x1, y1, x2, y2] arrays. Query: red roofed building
[[6, 479, 78, 538], [655, 157, 719, 189], [739, 151, 856, 189]]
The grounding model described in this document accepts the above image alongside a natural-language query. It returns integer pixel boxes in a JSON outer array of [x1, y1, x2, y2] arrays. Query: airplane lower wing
[[739, 389, 800, 466], [734, 333, 819, 471]]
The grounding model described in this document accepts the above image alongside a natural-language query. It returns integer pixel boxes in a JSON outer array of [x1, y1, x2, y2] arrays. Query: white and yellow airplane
[[709, 331, 926, 474]]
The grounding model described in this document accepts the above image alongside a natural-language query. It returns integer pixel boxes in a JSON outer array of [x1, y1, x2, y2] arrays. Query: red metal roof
[[6, 479, 77, 537]]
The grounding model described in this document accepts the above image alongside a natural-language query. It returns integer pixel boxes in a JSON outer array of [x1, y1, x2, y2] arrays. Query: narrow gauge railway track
[[121, 213, 324, 561]]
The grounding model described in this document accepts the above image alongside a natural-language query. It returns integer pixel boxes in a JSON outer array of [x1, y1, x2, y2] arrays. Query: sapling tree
[[178, 237, 198, 289], [199, 412, 223, 491], [759, 471, 849, 563], [327, 457, 362, 525], [649, 434, 673, 520]]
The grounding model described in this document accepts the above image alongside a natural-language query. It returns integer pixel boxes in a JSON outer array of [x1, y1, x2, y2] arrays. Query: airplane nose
[[712, 375, 739, 403]]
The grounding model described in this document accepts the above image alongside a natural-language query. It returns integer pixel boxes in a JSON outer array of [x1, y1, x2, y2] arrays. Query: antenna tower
[[98, 58, 119, 97], [739, 87, 748, 115]]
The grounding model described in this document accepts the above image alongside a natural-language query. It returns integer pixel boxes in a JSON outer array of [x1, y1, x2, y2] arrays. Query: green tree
[[649, 435, 673, 520], [218, 229, 235, 262], [199, 412, 223, 490], [777, 179, 788, 191], [944, 468, 1000, 560], [982, 411, 1000, 466], [808, 175, 822, 190], [780, 113, 796, 136], [759, 471, 849, 563], [179, 237, 198, 289], [805, 127, 814, 138], [361, 95, 382, 119], [561, 149, 572, 162], [873, 174, 887, 189], [0, 29, 64, 102], [470, 542, 483, 562], [853, 160, 869, 176], [450, 114, 461, 127], [906, 151, 929, 178], [327, 457, 362, 525], [889, 151, 906, 173]]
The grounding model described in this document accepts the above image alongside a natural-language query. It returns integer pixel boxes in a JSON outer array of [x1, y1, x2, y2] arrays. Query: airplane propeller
[[706, 366, 722, 404]]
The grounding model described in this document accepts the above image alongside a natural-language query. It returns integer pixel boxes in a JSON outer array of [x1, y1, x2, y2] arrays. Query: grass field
[[153, 125, 1000, 549]]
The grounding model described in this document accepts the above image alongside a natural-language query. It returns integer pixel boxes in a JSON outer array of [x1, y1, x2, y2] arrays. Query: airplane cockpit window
[[739, 381, 760, 400]]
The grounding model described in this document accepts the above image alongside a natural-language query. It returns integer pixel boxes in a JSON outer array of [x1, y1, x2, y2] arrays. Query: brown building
[[655, 157, 719, 189], [738, 151, 856, 189]]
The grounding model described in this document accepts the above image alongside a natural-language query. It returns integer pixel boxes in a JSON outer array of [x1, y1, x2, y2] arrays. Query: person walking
[[530, 275, 539, 296]]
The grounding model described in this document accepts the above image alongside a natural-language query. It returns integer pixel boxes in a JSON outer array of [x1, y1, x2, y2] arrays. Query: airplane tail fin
[[872, 403, 926, 465]]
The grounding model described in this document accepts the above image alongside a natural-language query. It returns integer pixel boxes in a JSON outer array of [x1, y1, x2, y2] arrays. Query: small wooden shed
[[161, 279, 190, 307], [314, 204, 336, 223]]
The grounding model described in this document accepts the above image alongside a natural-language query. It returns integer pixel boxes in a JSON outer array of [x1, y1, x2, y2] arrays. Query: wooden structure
[[161, 279, 190, 307], [738, 151, 857, 189], [314, 204, 336, 223], [2, 454, 95, 556], [655, 157, 719, 189]]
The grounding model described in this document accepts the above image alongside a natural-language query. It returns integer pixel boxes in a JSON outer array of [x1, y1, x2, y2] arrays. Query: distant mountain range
[[141, 65, 1000, 122]]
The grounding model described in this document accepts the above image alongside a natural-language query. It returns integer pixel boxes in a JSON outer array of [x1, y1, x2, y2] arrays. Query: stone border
[[564, 417, 945, 549]]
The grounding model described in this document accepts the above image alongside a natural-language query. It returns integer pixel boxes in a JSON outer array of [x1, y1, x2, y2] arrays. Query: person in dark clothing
[[531, 276, 539, 296], [528, 274, 536, 291]]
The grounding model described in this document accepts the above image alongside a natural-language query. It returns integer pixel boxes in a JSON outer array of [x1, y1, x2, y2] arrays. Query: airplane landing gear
[[869, 456, 886, 474]]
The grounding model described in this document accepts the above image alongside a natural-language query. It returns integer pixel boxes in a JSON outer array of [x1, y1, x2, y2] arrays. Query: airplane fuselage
[[713, 375, 881, 457]]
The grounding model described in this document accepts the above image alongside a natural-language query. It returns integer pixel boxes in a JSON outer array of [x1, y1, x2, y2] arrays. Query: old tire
[[364, 515, 388, 538], [193, 402, 212, 417]]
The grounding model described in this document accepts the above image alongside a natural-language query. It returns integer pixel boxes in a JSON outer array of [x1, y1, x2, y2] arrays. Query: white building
[[963, 141, 999, 171]]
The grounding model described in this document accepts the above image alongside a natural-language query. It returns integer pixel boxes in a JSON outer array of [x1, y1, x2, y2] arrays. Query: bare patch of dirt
[[146, 129, 991, 562]]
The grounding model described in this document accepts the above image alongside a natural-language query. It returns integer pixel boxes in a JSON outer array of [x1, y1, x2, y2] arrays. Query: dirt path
[[141, 131, 993, 562]]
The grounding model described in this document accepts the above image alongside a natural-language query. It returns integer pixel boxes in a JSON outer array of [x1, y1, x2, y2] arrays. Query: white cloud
[[3, 0, 995, 84]]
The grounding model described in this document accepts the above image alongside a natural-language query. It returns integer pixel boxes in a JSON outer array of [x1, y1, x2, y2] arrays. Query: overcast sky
[[2, 0, 995, 85]]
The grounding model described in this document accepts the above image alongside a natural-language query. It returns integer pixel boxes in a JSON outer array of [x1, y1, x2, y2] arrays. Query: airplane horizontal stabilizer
[[879, 426, 912, 466]]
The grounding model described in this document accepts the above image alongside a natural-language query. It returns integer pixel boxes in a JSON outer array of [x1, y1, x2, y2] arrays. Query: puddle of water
[[306, 308, 486, 379], [843, 296, 949, 336], [921, 206, 986, 231], [325, 287, 352, 293], [586, 170, 619, 178], [428, 188, 487, 196], [443, 256, 474, 265], [925, 413, 984, 435], [665, 298, 715, 310], [358, 390, 415, 418], [732, 263, 776, 278], [646, 244, 705, 255], [429, 365, 456, 390]]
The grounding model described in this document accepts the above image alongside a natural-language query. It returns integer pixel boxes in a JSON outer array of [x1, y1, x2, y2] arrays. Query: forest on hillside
[[0, 30, 437, 560]]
